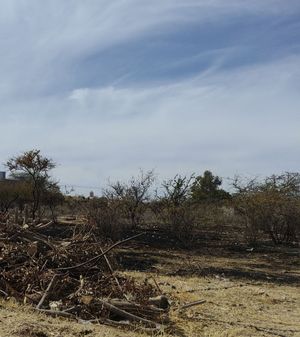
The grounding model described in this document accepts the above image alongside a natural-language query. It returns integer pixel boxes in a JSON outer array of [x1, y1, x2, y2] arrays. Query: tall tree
[[191, 170, 230, 202], [6, 149, 56, 219]]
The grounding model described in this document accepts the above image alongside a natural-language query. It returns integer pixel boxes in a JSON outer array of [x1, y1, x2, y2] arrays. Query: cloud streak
[[0, 1, 299, 194]]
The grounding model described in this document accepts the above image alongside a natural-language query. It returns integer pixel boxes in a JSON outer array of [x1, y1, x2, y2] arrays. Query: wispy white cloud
[[0, 1, 299, 193], [1, 56, 299, 191], [1, 0, 298, 96]]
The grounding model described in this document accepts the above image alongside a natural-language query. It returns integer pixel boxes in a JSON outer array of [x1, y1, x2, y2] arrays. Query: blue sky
[[0, 1, 300, 194]]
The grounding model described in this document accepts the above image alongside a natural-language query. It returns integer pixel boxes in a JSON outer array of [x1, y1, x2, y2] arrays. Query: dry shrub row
[[1, 150, 299, 246]]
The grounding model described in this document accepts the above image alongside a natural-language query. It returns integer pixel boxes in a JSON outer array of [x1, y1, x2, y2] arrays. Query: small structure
[[0, 171, 6, 181]]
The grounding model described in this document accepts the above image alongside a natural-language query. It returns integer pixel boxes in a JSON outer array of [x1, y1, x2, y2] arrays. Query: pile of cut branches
[[0, 220, 169, 331]]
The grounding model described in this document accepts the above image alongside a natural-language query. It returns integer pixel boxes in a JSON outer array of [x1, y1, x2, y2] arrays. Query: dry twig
[[36, 274, 58, 309], [179, 299, 206, 311], [56, 233, 144, 271], [97, 298, 161, 329]]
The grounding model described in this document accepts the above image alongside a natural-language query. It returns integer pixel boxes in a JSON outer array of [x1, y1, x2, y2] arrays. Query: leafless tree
[[104, 169, 155, 228], [161, 174, 194, 207]]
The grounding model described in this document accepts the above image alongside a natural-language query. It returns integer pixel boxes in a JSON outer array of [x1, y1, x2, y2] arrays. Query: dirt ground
[[1, 227, 300, 337]]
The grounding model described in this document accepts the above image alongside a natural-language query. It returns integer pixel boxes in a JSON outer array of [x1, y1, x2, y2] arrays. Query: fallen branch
[[98, 245, 124, 296], [148, 275, 162, 294], [57, 233, 144, 271], [36, 274, 58, 309], [36, 308, 75, 319], [78, 317, 161, 333], [109, 299, 166, 314], [179, 299, 206, 310], [97, 298, 161, 329], [20, 230, 56, 250], [0, 289, 8, 298], [36, 301, 162, 330], [35, 221, 54, 229]]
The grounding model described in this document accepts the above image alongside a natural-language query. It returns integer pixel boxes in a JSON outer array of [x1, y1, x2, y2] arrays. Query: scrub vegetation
[[1, 150, 299, 337]]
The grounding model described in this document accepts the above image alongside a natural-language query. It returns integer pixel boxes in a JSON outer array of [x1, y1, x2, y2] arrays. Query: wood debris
[[0, 220, 170, 331]]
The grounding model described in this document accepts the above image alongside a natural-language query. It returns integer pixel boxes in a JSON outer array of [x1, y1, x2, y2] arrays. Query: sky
[[0, 0, 300, 194]]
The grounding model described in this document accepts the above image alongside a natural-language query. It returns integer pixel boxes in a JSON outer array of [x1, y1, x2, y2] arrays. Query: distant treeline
[[1, 150, 299, 246]]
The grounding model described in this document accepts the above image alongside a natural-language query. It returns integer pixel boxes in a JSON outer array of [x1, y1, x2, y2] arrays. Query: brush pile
[[0, 219, 169, 331]]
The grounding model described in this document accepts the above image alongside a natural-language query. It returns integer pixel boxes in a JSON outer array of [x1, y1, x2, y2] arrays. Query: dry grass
[[1, 240, 299, 337], [0, 298, 159, 337], [1, 271, 299, 337], [119, 242, 300, 337], [124, 271, 300, 337]]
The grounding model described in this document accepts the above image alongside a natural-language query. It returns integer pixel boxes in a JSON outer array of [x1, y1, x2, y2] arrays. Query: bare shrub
[[0, 180, 31, 213], [104, 169, 155, 229], [84, 197, 125, 241], [161, 174, 194, 206], [40, 183, 64, 221], [163, 203, 197, 245], [233, 173, 300, 245], [193, 204, 227, 239], [158, 175, 197, 246]]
